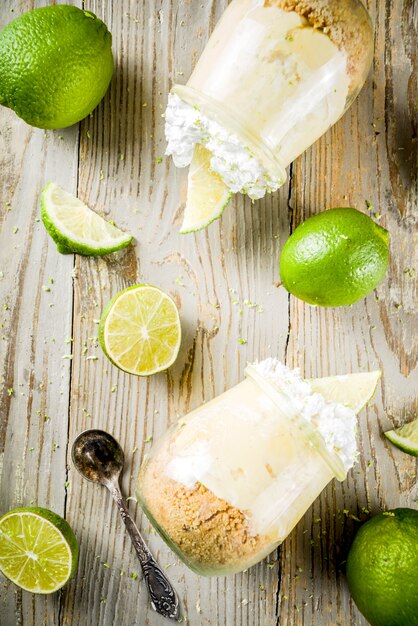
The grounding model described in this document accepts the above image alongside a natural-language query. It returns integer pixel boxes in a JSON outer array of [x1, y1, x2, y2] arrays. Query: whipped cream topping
[[165, 93, 284, 200], [252, 358, 358, 472]]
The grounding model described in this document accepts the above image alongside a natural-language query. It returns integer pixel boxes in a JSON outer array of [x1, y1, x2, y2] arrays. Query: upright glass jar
[[137, 362, 355, 576], [171, 0, 373, 189]]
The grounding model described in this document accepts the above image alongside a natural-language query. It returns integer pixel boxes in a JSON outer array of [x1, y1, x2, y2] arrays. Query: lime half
[[41, 183, 133, 256], [99, 285, 181, 376], [180, 144, 231, 234], [385, 418, 418, 457], [309, 371, 381, 413], [0, 507, 78, 594]]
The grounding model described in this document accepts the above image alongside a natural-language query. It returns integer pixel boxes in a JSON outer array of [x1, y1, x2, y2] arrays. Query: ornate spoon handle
[[110, 482, 180, 620]]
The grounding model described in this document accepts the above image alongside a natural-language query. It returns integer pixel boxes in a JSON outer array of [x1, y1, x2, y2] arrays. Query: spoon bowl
[[72, 429, 123, 486], [71, 428, 179, 620]]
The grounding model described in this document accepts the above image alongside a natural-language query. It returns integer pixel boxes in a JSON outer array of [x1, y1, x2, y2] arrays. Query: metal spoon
[[71, 429, 180, 620]]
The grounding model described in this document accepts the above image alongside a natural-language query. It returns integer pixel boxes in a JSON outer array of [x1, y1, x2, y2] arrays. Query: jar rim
[[172, 84, 288, 185], [245, 364, 348, 481]]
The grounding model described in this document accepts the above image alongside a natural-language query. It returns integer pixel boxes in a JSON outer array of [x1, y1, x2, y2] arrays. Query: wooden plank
[[0, 1, 81, 624], [277, 0, 418, 624], [61, 1, 290, 624]]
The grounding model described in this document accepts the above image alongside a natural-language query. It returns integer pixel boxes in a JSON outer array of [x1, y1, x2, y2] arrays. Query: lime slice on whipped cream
[[41, 182, 132, 255], [181, 144, 231, 234], [309, 370, 381, 413]]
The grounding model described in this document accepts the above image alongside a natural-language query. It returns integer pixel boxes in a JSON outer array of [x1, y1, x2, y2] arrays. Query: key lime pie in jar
[[137, 360, 380, 575], [165, 0, 373, 231]]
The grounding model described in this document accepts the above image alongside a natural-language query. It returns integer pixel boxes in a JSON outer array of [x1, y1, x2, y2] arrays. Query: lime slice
[[309, 370, 381, 413], [99, 284, 181, 376], [41, 183, 133, 256], [180, 144, 231, 234], [384, 418, 418, 457], [0, 507, 78, 594]]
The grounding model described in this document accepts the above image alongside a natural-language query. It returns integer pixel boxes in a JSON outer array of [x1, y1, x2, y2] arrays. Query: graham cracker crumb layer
[[139, 456, 271, 574]]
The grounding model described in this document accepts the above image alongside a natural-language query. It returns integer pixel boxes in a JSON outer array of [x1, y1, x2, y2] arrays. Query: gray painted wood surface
[[0, 0, 416, 625]]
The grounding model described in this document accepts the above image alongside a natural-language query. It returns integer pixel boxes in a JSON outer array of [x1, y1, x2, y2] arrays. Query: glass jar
[[172, 0, 373, 186], [137, 364, 350, 576]]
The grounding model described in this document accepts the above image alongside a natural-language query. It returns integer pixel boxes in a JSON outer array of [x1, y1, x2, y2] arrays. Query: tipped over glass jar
[[165, 0, 373, 199], [137, 359, 380, 576]]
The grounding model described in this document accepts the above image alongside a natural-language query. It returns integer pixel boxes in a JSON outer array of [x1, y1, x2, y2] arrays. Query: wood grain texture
[[0, 1, 416, 625], [0, 3, 80, 625]]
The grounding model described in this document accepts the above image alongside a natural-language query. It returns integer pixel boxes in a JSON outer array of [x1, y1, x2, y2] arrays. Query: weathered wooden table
[[0, 1, 416, 624]]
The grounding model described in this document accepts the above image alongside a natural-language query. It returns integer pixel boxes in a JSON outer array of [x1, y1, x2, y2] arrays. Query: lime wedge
[[385, 418, 418, 457], [99, 284, 181, 376], [0, 507, 78, 594], [180, 144, 231, 234], [41, 183, 133, 256], [309, 371, 381, 412]]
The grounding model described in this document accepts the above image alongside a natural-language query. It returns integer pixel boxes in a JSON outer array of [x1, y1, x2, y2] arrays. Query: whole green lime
[[346, 508, 418, 626], [0, 5, 113, 129], [280, 208, 389, 306]]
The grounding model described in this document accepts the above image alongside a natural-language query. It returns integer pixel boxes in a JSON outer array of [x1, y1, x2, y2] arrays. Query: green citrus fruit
[[99, 285, 182, 376], [346, 508, 418, 626], [0, 5, 113, 129], [0, 506, 78, 593], [41, 183, 133, 256], [385, 417, 418, 457], [181, 144, 231, 234], [280, 208, 389, 306]]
